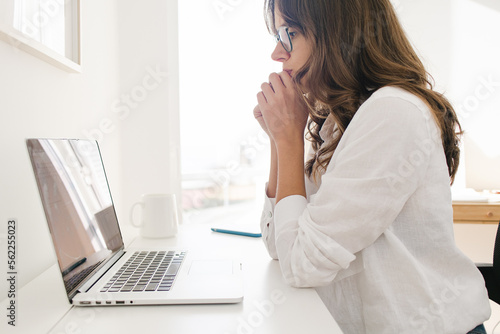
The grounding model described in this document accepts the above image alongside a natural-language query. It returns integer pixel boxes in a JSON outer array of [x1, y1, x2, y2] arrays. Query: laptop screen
[[27, 139, 123, 295]]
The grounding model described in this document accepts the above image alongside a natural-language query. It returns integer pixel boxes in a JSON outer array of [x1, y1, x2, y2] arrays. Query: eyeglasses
[[274, 26, 293, 53]]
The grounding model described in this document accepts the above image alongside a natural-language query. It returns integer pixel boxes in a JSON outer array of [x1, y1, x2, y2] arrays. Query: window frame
[[0, 0, 81, 73]]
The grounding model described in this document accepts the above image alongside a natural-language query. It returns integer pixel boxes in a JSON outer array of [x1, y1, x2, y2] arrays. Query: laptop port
[[95, 301, 101, 305], [106, 301, 112, 304], [79, 301, 91, 305], [116, 301, 125, 304]]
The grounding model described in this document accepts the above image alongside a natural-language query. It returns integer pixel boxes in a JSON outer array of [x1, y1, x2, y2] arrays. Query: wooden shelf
[[452, 202, 500, 224]]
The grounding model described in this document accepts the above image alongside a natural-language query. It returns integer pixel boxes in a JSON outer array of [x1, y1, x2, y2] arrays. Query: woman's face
[[271, 8, 312, 78]]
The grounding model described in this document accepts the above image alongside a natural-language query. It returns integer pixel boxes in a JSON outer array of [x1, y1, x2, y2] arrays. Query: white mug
[[130, 194, 178, 238]]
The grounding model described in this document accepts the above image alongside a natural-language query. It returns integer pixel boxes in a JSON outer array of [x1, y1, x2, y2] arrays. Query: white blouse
[[260, 87, 491, 334]]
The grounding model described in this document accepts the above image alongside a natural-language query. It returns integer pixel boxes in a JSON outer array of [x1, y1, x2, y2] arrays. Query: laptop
[[26, 138, 243, 306]]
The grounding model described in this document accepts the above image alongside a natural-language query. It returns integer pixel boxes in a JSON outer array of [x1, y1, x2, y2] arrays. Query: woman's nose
[[271, 42, 289, 62]]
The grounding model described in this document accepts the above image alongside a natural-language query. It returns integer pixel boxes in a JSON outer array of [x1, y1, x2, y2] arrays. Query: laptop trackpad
[[188, 260, 233, 275]]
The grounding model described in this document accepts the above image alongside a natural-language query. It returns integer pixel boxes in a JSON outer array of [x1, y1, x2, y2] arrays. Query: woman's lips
[[284, 69, 292, 77]]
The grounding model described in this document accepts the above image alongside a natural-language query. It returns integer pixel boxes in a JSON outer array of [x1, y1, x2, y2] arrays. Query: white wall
[[449, 0, 500, 190], [393, 0, 453, 92], [0, 0, 181, 297], [0, 0, 121, 293], [395, 0, 500, 189], [116, 0, 182, 225]]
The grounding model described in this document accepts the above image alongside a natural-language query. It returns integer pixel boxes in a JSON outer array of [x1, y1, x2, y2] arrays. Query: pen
[[211, 228, 262, 238]]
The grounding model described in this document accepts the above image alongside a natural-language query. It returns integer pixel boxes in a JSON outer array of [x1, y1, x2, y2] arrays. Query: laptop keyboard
[[100, 251, 185, 293]]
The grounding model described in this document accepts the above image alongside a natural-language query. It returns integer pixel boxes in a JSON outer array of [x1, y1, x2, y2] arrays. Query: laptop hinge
[[77, 249, 126, 294]]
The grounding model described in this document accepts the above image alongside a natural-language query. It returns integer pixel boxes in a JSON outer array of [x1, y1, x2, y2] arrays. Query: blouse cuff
[[260, 183, 279, 260], [263, 183, 276, 218], [262, 195, 275, 224], [274, 195, 308, 231]]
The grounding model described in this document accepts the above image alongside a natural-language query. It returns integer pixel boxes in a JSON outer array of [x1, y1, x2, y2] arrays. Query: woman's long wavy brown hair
[[264, 0, 462, 184]]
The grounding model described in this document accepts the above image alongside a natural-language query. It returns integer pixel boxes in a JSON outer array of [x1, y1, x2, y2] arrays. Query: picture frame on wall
[[0, 0, 81, 73]]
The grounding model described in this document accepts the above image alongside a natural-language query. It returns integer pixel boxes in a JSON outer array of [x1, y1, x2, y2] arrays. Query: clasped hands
[[254, 72, 308, 147]]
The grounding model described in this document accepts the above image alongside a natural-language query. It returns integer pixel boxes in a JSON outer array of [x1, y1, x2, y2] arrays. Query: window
[[179, 0, 279, 213]]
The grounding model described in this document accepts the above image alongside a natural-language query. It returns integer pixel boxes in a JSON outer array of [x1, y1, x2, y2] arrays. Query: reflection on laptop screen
[[27, 139, 123, 294]]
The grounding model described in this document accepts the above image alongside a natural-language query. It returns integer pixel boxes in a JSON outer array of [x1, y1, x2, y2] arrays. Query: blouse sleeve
[[272, 95, 442, 287], [260, 185, 278, 260]]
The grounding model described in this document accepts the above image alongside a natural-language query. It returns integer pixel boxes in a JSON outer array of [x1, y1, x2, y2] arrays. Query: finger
[[256, 91, 268, 107], [279, 71, 294, 88], [268, 72, 285, 92], [253, 105, 263, 118], [260, 82, 275, 100]]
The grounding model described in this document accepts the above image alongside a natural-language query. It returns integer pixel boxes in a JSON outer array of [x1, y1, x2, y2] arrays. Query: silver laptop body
[[26, 138, 243, 306]]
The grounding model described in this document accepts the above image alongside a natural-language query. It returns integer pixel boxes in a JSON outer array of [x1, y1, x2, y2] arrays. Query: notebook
[[26, 138, 243, 306]]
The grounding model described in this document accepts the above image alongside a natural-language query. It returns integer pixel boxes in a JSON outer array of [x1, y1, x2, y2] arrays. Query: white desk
[[2, 212, 343, 334]]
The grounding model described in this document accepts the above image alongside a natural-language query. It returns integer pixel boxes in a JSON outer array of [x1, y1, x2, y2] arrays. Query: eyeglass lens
[[277, 27, 292, 52]]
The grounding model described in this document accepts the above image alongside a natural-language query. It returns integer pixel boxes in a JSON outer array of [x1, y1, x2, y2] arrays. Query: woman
[[254, 0, 491, 333]]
